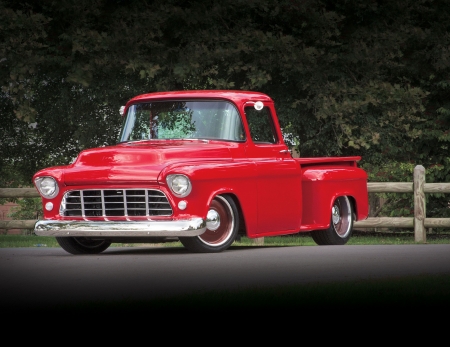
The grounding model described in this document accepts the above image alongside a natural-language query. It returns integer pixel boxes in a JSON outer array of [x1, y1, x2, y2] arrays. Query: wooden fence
[[0, 187, 38, 231], [1, 165, 450, 243]]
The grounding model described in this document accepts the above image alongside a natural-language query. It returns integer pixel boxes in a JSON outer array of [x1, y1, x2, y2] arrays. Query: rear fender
[[300, 166, 368, 230]]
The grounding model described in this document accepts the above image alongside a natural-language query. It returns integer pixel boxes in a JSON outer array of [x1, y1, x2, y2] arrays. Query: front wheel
[[56, 237, 111, 255], [179, 195, 239, 253], [310, 196, 354, 245]]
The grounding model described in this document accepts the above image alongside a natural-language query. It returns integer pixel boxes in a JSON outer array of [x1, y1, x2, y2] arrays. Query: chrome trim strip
[[81, 190, 85, 217], [34, 218, 206, 237], [123, 189, 128, 217], [145, 190, 149, 216], [101, 190, 105, 217]]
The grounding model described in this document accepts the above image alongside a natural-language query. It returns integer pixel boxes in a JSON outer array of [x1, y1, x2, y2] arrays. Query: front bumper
[[34, 218, 206, 237]]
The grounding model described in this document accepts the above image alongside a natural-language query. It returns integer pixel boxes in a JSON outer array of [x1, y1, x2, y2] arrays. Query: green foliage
[[1, 0, 450, 197], [362, 161, 415, 218], [8, 198, 42, 220]]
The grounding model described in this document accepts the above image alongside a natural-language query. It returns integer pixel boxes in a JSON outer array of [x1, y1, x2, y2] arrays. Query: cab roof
[[125, 90, 274, 106]]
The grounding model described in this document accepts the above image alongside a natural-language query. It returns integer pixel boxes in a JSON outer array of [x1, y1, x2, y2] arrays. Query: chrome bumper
[[34, 218, 206, 237]]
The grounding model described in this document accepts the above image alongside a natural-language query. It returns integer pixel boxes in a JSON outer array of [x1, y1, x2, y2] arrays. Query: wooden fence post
[[414, 165, 426, 243], [252, 237, 264, 245]]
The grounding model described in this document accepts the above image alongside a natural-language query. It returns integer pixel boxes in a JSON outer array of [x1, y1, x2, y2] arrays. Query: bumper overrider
[[34, 218, 207, 237]]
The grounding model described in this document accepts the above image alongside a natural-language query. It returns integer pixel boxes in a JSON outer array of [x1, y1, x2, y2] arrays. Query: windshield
[[119, 100, 245, 142]]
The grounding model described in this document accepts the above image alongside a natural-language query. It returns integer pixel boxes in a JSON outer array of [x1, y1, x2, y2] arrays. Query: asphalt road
[[2, 244, 450, 313]]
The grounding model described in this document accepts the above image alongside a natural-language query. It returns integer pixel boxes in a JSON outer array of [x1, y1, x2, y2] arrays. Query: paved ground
[[2, 244, 450, 313]]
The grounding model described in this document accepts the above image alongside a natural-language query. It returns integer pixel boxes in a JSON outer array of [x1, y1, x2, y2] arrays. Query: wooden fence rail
[[0, 188, 40, 230], [0, 165, 448, 243]]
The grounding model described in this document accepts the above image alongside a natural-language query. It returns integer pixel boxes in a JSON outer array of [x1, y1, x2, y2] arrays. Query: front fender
[[158, 161, 259, 235]]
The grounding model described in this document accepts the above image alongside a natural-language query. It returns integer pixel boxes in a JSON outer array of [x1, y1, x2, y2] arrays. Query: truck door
[[244, 104, 302, 235]]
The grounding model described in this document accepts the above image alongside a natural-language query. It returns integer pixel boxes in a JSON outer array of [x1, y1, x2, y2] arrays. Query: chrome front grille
[[60, 189, 173, 217]]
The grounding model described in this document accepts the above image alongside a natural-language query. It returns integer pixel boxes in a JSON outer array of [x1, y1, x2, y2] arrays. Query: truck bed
[[295, 156, 361, 167]]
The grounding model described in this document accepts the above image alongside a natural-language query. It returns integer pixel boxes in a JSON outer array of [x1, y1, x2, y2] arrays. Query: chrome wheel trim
[[332, 196, 352, 238], [198, 195, 235, 246]]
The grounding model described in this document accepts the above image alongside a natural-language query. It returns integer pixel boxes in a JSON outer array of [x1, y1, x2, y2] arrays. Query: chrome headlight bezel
[[34, 176, 59, 199], [166, 174, 192, 198]]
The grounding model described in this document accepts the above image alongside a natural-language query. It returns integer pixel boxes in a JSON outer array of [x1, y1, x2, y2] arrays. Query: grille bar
[[61, 189, 173, 217]]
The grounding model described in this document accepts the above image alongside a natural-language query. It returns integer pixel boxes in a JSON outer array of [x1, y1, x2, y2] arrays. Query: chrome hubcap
[[206, 209, 220, 231], [332, 205, 340, 225]]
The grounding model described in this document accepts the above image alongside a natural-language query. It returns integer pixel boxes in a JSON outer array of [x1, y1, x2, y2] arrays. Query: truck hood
[[63, 140, 233, 185]]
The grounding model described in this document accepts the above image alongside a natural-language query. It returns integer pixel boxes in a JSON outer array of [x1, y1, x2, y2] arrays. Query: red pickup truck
[[33, 90, 369, 255]]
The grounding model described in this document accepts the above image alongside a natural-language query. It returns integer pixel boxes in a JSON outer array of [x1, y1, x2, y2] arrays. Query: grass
[[1, 229, 450, 248]]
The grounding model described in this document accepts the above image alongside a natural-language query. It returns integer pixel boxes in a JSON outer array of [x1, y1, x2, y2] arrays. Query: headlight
[[166, 174, 192, 197], [34, 177, 59, 199]]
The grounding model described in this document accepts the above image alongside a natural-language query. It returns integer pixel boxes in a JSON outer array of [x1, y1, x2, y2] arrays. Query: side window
[[245, 106, 277, 143]]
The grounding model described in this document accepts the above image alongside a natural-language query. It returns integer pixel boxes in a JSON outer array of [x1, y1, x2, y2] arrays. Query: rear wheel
[[310, 196, 354, 245], [56, 237, 111, 255], [179, 195, 239, 253]]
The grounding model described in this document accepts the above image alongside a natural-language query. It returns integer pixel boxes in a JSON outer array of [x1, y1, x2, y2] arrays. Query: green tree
[[1, 0, 450, 219]]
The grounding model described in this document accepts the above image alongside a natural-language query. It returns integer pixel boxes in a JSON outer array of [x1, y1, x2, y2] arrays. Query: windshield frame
[[118, 100, 246, 143]]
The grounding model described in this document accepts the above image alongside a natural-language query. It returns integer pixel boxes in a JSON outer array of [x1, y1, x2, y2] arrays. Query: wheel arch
[[179, 192, 241, 252], [310, 195, 354, 245], [213, 192, 247, 238], [326, 193, 357, 225], [347, 195, 357, 220]]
